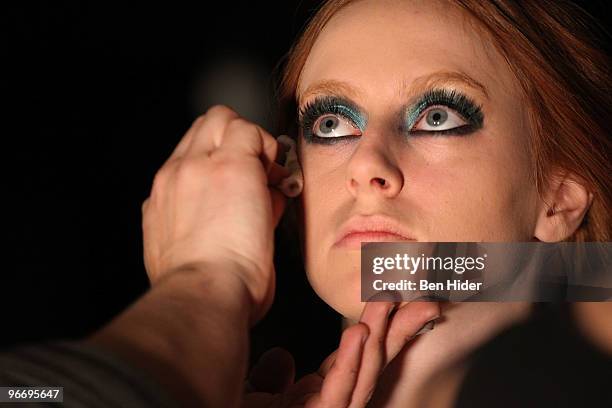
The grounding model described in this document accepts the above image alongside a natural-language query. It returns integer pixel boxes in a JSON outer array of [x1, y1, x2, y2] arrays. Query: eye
[[313, 114, 361, 138], [412, 106, 467, 132], [298, 96, 367, 144], [405, 89, 484, 137]]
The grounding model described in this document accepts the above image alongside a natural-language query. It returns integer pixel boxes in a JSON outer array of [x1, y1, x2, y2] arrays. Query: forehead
[[298, 0, 515, 105]]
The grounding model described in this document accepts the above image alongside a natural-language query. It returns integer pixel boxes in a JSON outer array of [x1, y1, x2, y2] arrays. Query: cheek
[[298, 146, 363, 317], [295, 125, 538, 319], [300, 149, 344, 231], [406, 133, 536, 241], [299, 153, 344, 262]]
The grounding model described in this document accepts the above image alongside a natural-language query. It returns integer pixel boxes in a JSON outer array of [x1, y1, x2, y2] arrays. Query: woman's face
[[295, 0, 539, 320]]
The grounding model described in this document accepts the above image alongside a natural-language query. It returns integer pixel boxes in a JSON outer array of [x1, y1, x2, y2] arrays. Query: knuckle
[[207, 156, 243, 184], [151, 167, 170, 192], [330, 359, 358, 378], [416, 301, 440, 321], [141, 198, 150, 214], [375, 335, 385, 347], [347, 365, 360, 377], [206, 104, 237, 118], [175, 157, 206, 182], [226, 117, 256, 134], [209, 149, 244, 169], [191, 113, 206, 127]]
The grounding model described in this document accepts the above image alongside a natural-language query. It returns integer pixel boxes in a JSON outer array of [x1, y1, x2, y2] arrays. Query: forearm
[[85, 263, 252, 407]]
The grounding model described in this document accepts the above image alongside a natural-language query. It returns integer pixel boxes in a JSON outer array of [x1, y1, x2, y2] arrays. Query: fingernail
[[414, 319, 436, 336]]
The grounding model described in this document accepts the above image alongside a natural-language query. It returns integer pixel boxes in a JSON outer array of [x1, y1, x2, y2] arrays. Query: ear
[[534, 170, 593, 242]]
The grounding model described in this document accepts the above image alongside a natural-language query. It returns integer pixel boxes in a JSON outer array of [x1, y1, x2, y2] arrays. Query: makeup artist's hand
[[141, 105, 291, 323], [243, 301, 440, 408]]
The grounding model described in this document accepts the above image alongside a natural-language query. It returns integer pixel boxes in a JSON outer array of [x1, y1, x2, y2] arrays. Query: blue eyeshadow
[[297, 88, 484, 144], [298, 96, 367, 144], [404, 89, 484, 134]]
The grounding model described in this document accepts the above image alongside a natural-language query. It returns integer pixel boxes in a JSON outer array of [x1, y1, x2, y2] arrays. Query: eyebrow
[[297, 70, 489, 107], [297, 79, 366, 109], [407, 71, 489, 100]]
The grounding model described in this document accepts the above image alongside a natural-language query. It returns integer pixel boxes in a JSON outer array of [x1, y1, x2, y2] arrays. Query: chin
[[316, 280, 365, 322], [327, 299, 364, 322], [306, 260, 366, 321]]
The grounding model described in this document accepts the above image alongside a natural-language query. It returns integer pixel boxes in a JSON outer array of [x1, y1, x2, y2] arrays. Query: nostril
[[374, 177, 386, 186]]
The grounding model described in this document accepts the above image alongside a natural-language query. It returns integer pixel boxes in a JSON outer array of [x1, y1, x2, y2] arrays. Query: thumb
[[248, 347, 296, 394]]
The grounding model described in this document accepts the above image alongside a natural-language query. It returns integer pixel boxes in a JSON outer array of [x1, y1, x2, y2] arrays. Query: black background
[[2, 1, 610, 378]]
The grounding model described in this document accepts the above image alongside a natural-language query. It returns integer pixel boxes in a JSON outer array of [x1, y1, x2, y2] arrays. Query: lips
[[333, 214, 416, 249]]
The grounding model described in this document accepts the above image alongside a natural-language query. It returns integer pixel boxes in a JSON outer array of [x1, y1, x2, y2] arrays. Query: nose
[[346, 136, 403, 199]]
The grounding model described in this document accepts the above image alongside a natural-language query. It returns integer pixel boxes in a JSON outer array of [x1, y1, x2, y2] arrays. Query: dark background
[[2, 1, 610, 378]]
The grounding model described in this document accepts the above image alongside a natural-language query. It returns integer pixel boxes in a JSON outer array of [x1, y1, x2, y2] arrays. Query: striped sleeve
[[0, 340, 180, 407]]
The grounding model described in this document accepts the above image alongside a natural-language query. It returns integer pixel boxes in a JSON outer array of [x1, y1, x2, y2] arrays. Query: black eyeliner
[[405, 88, 484, 136], [298, 96, 366, 144]]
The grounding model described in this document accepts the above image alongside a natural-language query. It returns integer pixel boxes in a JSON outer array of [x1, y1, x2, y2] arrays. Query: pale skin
[[294, 0, 593, 406], [84, 0, 598, 407], [87, 104, 440, 407]]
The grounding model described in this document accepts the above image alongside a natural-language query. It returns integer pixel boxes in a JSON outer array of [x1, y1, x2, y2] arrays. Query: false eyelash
[[406, 88, 484, 136], [298, 96, 365, 144], [296, 89, 484, 144]]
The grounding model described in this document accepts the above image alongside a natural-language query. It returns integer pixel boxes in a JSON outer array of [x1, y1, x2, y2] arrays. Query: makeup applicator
[[275, 134, 303, 198]]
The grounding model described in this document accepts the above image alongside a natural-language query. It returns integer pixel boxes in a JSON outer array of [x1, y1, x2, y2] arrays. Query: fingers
[[178, 106, 290, 182], [348, 301, 395, 407], [311, 323, 369, 408], [316, 303, 393, 381], [212, 115, 276, 164], [248, 347, 296, 394], [244, 306, 435, 408], [347, 301, 439, 407], [166, 105, 238, 163], [168, 105, 286, 169], [158, 105, 291, 225], [186, 105, 240, 156], [314, 301, 439, 408], [317, 350, 338, 379], [385, 301, 440, 362], [167, 114, 205, 161], [282, 373, 323, 407]]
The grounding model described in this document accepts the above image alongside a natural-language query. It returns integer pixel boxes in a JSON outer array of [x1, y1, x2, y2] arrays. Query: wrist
[[87, 260, 254, 407], [161, 260, 253, 313], [158, 259, 271, 326]]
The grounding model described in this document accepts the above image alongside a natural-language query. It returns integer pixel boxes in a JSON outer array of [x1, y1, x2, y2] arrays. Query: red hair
[[274, 0, 611, 242]]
